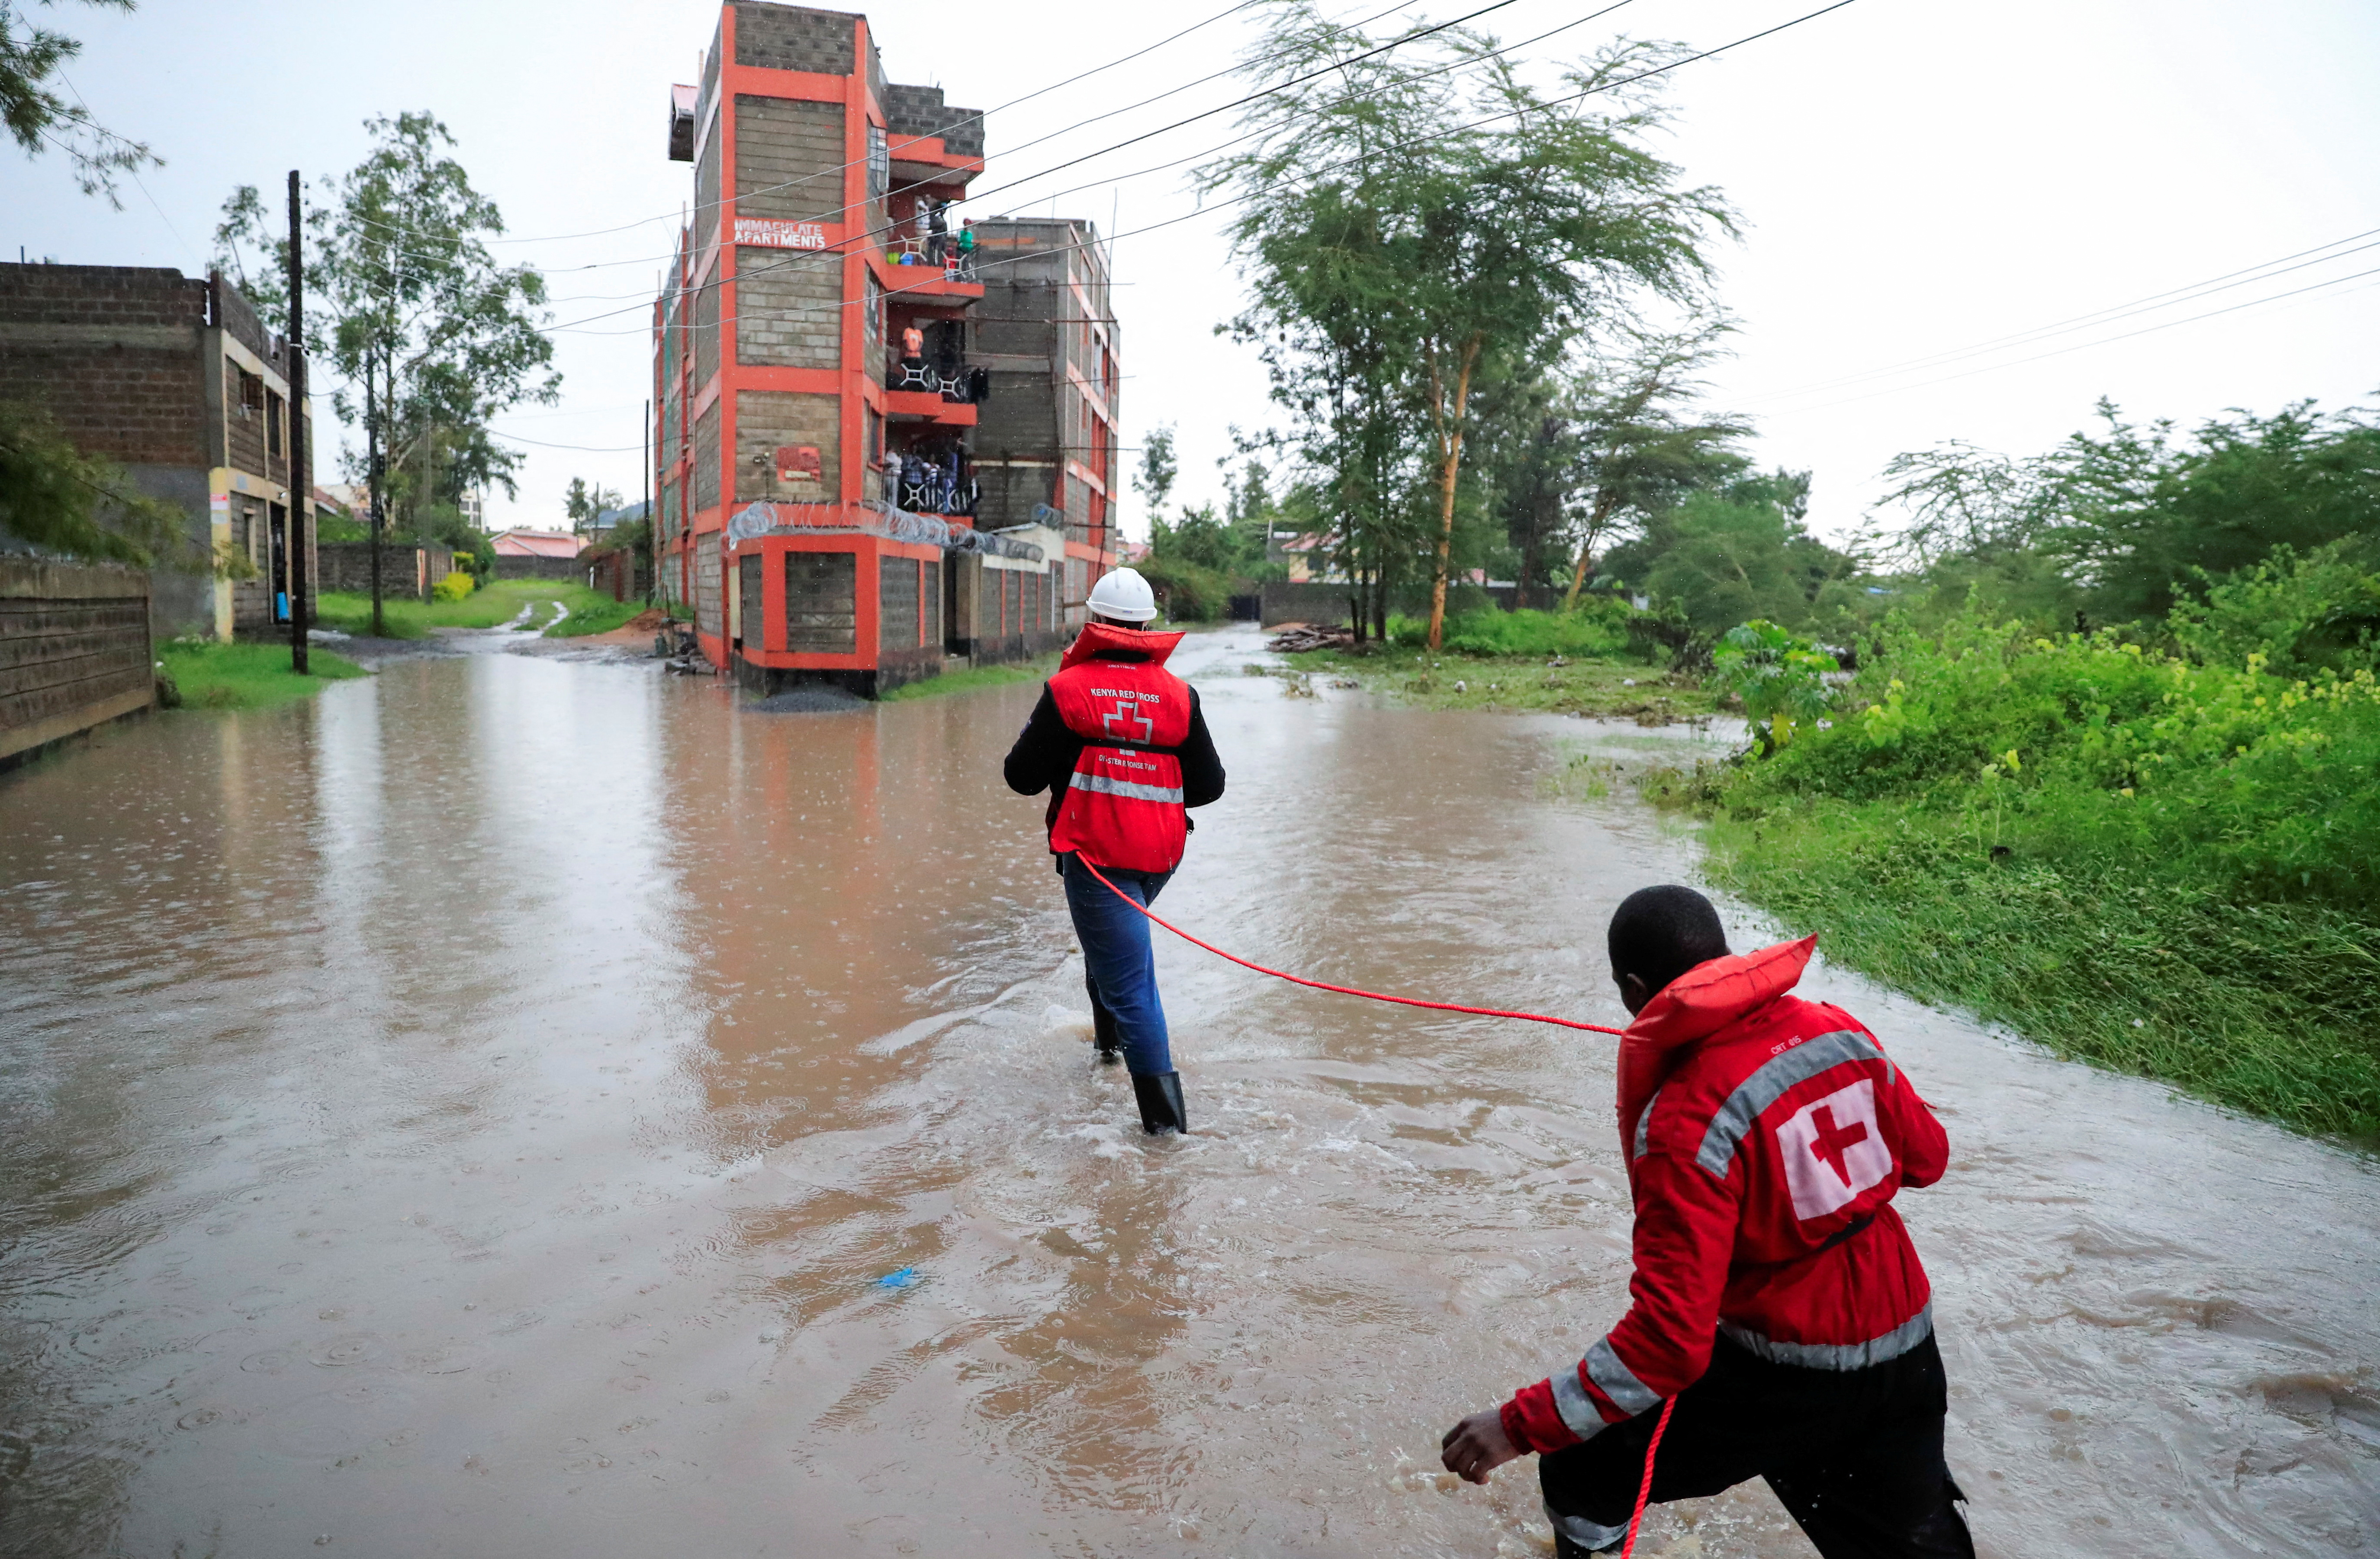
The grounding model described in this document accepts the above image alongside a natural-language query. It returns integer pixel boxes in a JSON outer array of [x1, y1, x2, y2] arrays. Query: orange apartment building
[[651, 1, 1119, 696]]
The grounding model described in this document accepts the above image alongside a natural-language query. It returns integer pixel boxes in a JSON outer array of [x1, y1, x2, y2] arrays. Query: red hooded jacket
[[1501, 938, 1949, 1454]]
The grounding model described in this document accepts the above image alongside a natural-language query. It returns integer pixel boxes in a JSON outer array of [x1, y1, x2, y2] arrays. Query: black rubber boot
[[1132, 1071, 1188, 1135]]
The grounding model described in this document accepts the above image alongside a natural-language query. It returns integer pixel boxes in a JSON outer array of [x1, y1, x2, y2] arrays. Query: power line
[[1765, 260, 2380, 418], [339, 0, 1391, 262], [1744, 223, 2380, 405], [608, 0, 1854, 347], [550, 0, 1645, 337]]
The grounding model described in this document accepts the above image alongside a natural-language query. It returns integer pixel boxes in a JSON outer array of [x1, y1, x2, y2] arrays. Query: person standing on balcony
[[955, 218, 977, 278], [923, 197, 949, 265], [1002, 568, 1225, 1135]]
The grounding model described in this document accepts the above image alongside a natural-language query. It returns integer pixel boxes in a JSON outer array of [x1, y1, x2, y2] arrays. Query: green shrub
[[1707, 619, 1838, 753], [432, 567, 476, 602], [1388, 602, 1633, 657], [1136, 557, 1232, 623]]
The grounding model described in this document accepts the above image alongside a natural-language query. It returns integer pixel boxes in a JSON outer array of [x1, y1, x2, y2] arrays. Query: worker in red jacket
[[1441, 886, 1974, 1558], [1003, 567, 1225, 1134]]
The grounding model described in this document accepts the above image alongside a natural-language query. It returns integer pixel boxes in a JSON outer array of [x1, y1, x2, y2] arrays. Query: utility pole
[[286, 170, 311, 674], [367, 343, 385, 638], [643, 397, 653, 605]]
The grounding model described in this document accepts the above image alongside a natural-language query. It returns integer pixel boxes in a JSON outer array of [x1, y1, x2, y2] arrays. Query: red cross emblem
[[1101, 697, 1154, 743], [1778, 1078, 1891, 1220], [1807, 1103, 1872, 1185]]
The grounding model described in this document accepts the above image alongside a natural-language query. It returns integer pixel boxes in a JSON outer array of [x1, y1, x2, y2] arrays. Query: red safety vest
[[1046, 621, 1193, 873]]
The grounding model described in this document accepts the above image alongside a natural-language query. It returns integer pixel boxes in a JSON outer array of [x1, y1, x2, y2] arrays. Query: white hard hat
[[1086, 566, 1158, 622]]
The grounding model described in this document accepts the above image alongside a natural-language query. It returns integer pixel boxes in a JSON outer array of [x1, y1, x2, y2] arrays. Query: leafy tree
[[564, 476, 623, 536], [1202, 5, 1736, 649], [1133, 422, 1178, 528], [1872, 399, 2380, 627], [1, 0, 157, 203], [1557, 322, 1751, 609], [0, 399, 199, 565], [215, 112, 557, 633], [1610, 470, 1861, 636]]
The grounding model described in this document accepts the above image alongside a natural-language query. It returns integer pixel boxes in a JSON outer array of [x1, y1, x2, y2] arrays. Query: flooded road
[[3, 625, 2375, 1557]]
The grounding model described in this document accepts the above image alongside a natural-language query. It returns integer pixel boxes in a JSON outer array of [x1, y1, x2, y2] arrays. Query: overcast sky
[[10, 0, 2378, 544]]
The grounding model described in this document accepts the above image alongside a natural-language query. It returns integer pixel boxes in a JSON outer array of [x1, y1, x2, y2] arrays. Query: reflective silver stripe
[[1071, 771, 1184, 804], [1720, 1301, 1933, 1371], [1694, 1030, 1885, 1178], [1583, 1335, 1661, 1417], [1548, 1505, 1631, 1552], [1631, 1086, 1663, 1162], [1549, 1365, 1606, 1441]]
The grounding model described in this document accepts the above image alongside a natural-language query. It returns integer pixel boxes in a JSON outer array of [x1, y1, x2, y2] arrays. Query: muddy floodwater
[[3, 625, 2376, 1557]]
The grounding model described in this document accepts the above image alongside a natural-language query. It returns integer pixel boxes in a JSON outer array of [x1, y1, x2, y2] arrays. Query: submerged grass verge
[[1269, 643, 1715, 722], [160, 641, 369, 712]]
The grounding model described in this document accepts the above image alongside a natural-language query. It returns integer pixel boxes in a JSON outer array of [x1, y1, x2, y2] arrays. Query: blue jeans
[[1060, 854, 1174, 1077]]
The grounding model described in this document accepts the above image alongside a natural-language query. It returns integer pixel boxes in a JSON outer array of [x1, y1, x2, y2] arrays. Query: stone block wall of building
[[733, 3, 855, 74], [735, 390, 840, 503]]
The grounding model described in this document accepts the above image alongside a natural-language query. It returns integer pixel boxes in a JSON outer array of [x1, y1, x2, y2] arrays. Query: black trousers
[[1538, 1332, 1974, 1559]]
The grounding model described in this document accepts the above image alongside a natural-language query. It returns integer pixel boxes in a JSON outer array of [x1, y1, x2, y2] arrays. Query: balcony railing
[[887, 355, 989, 404], [892, 457, 978, 519]]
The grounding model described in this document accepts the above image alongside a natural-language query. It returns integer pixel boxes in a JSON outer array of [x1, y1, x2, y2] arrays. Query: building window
[[266, 389, 285, 457], [235, 367, 264, 418]]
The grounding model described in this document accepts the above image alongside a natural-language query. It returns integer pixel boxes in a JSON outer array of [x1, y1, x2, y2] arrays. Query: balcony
[[884, 354, 987, 425]]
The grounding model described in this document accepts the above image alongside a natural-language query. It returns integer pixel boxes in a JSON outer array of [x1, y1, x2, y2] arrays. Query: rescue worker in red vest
[[1002, 567, 1225, 1134], [1440, 886, 1974, 1559]]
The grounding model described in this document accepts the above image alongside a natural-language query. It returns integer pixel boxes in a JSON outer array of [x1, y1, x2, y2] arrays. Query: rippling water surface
[[2, 626, 2374, 1556]]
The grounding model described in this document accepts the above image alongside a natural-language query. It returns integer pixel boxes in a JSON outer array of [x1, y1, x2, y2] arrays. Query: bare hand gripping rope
[[1076, 858, 1669, 1546]]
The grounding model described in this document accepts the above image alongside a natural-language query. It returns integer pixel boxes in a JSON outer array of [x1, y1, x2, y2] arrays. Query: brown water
[[3, 625, 2375, 1558]]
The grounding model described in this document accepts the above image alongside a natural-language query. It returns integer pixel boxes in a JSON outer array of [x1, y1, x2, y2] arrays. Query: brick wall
[[735, 245, 840, 368], [734, 390, 839, 503], [733, 3, 855, 74], [733, 96, 846, 224], [0, 263, 208, 467]]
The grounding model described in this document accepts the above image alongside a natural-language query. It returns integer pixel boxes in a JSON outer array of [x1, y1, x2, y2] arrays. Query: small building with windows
[[649, 2, 1113, 697], [0, 261, 318, 641]]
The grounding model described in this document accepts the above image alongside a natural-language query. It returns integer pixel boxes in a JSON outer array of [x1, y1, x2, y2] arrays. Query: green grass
[[1267, 642, 1717, 722], [315, 580, 649, 640], [159, 641, 369, 712], [880, 655, 1055, 702], [1630, 605, 2380, 1145], [1682, 799, 2380, 1146]]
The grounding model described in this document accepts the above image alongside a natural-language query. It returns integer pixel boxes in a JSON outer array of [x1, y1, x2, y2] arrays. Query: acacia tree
[[1556, 321, 1750, 609], [1203, 5, 1736, 647], [1, 0, 157, 203], [215, 113, 556, 631]]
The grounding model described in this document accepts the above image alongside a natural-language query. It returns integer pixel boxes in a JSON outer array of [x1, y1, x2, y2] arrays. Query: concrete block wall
[[693, 401, 722, 511], [735, 245, 841, 368], [0, 263, 208, 468], [0, 557, 152, 770], [883, 83, 985, 158], [732, 3, 855, 74], [733, 96, 846, 225], [734, 390, 840, 503]]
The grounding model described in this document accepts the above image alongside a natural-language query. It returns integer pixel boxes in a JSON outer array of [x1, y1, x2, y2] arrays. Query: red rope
[[1620, 1397, 1678, 1559], [1077, 859, 1627, 1037]]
